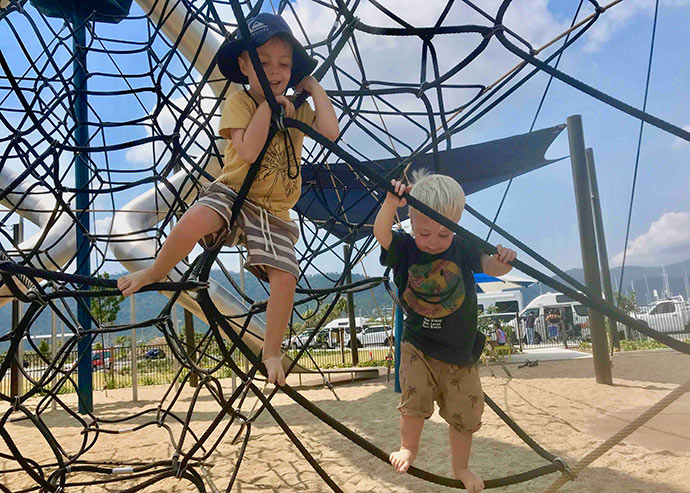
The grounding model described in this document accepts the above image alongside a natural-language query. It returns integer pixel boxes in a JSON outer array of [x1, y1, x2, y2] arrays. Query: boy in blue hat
[[118, 13, 339, 386]]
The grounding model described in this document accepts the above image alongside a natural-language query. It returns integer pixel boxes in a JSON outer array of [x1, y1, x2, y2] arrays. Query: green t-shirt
[[380, 231, 486, 366]]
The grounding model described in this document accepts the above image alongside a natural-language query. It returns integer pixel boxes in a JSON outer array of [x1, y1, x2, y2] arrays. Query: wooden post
[[567, 115, 612, 385], [185, 309, 197, 387], [586, 148, 620, 348], [171, 304, 180, 391]]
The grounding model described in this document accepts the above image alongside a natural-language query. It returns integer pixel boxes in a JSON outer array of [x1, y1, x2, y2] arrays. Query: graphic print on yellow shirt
[[402, 259, 465, 320], [256, 134, 299, 207], [217, 88, 315, 222]]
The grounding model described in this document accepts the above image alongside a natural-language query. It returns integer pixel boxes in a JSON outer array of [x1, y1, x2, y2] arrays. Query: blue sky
[[1, 0, 689, 284]]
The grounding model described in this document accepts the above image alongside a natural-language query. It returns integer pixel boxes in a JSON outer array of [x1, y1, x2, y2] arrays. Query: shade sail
[[30, 0, 133, 23], [474, 273, 536, 293], [296, 124, 565, 240]]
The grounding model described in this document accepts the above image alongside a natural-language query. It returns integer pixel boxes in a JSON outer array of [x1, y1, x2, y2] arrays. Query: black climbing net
[[1, 0, 689, 491]]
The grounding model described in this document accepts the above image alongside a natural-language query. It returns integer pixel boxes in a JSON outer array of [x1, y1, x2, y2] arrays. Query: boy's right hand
[[274, 95, 295, 119], [386, 179, 412, 208]]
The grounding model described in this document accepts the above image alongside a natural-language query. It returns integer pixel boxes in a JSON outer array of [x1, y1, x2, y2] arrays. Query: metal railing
[[1, 341, 393, 396]]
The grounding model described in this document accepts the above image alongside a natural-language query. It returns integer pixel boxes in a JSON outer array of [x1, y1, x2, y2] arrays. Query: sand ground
[[1, 349, 689, 492]]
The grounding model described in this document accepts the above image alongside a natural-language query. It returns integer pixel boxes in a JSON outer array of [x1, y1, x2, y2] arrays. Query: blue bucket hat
[[216, 13, 317, 88]]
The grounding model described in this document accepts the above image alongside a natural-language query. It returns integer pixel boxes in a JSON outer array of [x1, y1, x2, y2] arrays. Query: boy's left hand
[[493, 244, 516, 265], [295, 75, 320, 94], [263, 356, 286, 386]]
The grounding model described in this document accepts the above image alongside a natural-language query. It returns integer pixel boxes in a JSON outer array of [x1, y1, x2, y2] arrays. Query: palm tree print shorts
[[195, 182, 300, 282], [398, 342, 484, 433]]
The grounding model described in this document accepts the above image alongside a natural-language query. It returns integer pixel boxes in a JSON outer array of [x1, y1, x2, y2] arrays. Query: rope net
[[0, 0, 688, 491]]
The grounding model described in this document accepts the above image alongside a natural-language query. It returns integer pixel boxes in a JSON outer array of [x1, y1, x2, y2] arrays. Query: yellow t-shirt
[[217, 89, 315, 222]]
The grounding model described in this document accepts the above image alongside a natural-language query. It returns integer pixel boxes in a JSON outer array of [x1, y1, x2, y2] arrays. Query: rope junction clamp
[[553, 457, 576, 480]]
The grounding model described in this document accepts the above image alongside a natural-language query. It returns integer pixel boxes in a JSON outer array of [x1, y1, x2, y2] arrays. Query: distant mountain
[[2, 258, 688, 352], [520, 258, 690, 307], [0, 270, 392, 352]]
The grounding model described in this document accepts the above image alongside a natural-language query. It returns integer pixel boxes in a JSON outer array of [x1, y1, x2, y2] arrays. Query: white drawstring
[[259, 208, 278, 260]]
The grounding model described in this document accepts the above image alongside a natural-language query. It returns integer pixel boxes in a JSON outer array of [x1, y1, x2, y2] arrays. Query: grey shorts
[[195, 182, 300, 281], [398, 342, 484, 433]]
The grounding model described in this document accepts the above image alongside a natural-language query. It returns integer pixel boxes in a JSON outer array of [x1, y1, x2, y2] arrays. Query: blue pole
[[73, 12, 93, 414], [394, 289, 403, 393]]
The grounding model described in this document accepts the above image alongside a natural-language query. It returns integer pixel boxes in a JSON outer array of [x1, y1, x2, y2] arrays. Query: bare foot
[[454, 468, 484, 493], [389, 447, 416, 473], [117, 267, 163, 297]]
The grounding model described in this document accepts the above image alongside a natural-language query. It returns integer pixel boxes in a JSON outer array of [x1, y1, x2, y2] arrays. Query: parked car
[[284, 328, 318, 350], [92, 349, 113, 370], [144, 348, 166, 360], [344, 325, 393, 348], [620, 296, 690, 334]]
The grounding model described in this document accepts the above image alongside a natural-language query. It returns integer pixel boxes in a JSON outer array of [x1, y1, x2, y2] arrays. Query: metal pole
[[51, 309, 57, 411], [72, 12, 93, 414], [394, 292, 403, 393], [343, 245, 359, 366], [240, 254, 249, 374], [586, 148, 620, 348], [567, 115, 612, 384], [10, 223, 21, 398], [131, 296, 138, 402]]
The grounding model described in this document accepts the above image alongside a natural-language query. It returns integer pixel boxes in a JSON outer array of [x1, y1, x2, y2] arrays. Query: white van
[[520, 292, 590, 343], [477, 291, 523, 314], [325, 317, 366, 348]]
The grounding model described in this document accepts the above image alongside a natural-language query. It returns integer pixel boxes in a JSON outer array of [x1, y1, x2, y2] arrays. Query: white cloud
[[612, 212, 690, 266], [581, 0, 690, 52], [671, 125, 690, 149], [94, 217, 113, 236]]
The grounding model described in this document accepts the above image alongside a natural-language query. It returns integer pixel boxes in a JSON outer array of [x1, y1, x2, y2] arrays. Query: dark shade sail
[[30, 0, 133, 23], [297, 124, 566, 240]]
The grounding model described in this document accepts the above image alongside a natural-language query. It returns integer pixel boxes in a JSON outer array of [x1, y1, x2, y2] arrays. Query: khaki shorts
[[196, 182, 300, 281], [398, 342, 484, 433]]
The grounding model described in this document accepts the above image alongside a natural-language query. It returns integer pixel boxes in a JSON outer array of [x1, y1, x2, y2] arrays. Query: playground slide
[[0, 0, 302, 370], [0, 167, 77, 307], [110, 0, 270, 360]]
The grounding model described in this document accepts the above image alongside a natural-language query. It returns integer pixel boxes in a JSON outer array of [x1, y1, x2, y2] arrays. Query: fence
[[0, 343, 246, 396], [1, 340, 393, 396], [485, 303, 690, 352], [5, 305, 688, 396]]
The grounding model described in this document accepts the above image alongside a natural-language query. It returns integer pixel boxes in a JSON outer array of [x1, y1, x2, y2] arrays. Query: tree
[[302, 297, 347, 330], [38, 339, 50, 357], [114, 335, 130, 346], [91, 272, 124, 326], [616, 290, 638, 314]]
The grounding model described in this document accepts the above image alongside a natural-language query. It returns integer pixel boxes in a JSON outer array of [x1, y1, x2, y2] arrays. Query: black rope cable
[[287, 117, 690, 356], [189, 249, 565, 489], [493, 1, 690, 143], [616, 0, 660, 302], [2, 1, 689, 491], [486, 0, 585, 242]]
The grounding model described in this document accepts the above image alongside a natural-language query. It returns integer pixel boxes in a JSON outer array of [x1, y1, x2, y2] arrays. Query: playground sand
[[2, 350, 689, 492]]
